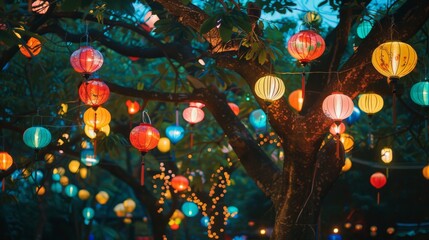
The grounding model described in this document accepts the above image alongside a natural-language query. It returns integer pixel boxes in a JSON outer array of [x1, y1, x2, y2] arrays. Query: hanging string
[[141, 110, 151, 124], [85, 21, 89, 46], [301, 71, 306, 100], [175, 106, 179, 126]]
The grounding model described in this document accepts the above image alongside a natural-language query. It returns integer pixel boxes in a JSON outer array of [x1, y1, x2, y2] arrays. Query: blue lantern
[[30, 170, 44, 185], [51, 182, 62, 193], [249, 109, 266, 131], [82, 207, 95, 225], [345, 106, 361, 125], [328, 234, 342, 240], [81, 148, 99, 166], [52, 173, 61, 181], [65, 184, 78, 197], [227, 206, 239, 218], [165, 125, 185, 144], [181, 201, 198, 217], [357, 21, 373, 39], [200, 216, 209, 227], [410, 81, 429, 106], [23, 126, 51, 150]]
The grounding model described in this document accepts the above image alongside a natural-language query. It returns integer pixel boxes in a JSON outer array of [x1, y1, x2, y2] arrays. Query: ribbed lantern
[[78, 79, 110, 107], [171, 175, 189, 192], [358, 93, 384, 115], [287, 30, 326, 65], [95, 191, 109, 205], [183, 106, 204, 124], [228, 103, 240, 116], [19, 37, 42, 58], [288, 89, 304, 112], [254, 75, 285, 102], [165, 125, 185, 145], [70, 46, 104, 76], [23, 126, 51, 150], [31, 0, 50, 14], [410, 81, 429, 106], [0, 152, 13, 171], [83, 107, 111, 130], [356, 21, 373, 39], [249, 109, 267, 131], [84, 124, 110, 139], [322, 92, 354, 123], [381, 147, 393, 164]]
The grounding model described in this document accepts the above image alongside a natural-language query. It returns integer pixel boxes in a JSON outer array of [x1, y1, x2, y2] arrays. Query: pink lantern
[[322, 92, 354, 123], [183, 107, 204, 124], [70, 46, 104, 77]]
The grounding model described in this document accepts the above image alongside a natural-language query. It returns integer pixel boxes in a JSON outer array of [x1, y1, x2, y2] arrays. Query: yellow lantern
[[157, 137, 171, 153], [123, 198, 136, 213], [114, 203, 126, 217], [422, 165, 429, 180], [372, 41, 417, 79], [59, 176, 69, 186], [79, 167, 88, 179], [381, 147, 393, 164], [83, 107, 111, 130], [358, 93, 384, 115], [36, 186, 45, 195], [44, 153, 55, 164], [68, 160, 80, 173], [171, 209, 185, 220], [84, 124, 110, 139], [342, 157, 352, 172], [96, 191, 109, 205], [78, 189, 91, 200], [254, 75, 285, 102], [340, 133, 354, 153]]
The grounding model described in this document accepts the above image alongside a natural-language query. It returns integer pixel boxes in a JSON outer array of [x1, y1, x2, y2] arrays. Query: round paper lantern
[[82, 207, 95, 220], [79, 167, 88, 179], [36, 186, 45, 195], [329, 122, 346, 136], [254, 75, 285, 102], [358, 93, 384, 115], [123, 198, 136, 213], [370, 172, 387, 189], [189, 102, 205, 108], [65, 184, 78, 197], [227, 206, 239, 218], [80, 148, 99, 166], [183, 107, 204, 124], [114, 203, 126, 217], [345, 107, 361, 125], [51, 182, 62, 193], [84, 124, 110, 139], [357, 21, 373, 39], [78, 189, 91, 200], [0, 152, 13, 170], [249, 109, 267, 130], [340, 133, 354, 153], [44, 153, 55, 163], [157, 137, 171, 153], [228, 103, 240, 116], [422, 165, 429, 180], [201, 216, 210, 227], [165, 125, 185, 144], [19, 37, 42, 58], [288, 89, 304, 112], [410, 81, 429, 106], [70, 46, 104, 75], [126, 100, 140, 114], [171, 175, 189, 192], [303, 11, 322, 25], [68, 160, 80, 173], [83, 107, 111, 130], [59, 176, 69, 186], [78, 79, 110, 107], [95, 191, 109, 205], [287, 30, 326, 65], [342, 157, 352, 172], [322, 92, 354, 122], [52, 173, 60, 181], [129, 123, 160, 153], [23, 126, 51, 150], [181, 202, 198, 217], [31, 0, 49, 14], [381, 147, 393, 164], [372, 41, 417, 79]]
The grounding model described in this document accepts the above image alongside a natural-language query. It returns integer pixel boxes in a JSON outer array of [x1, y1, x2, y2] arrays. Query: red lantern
[[171, 175, 189, 192], [79, 78, 110, 107], [70, 46, 104, 77], [287, 30, 326, 65], [126, 100, 140, 115], [228, 103, 240, 116], [183, 107, 204, 124], [370, 172, 387, 204]]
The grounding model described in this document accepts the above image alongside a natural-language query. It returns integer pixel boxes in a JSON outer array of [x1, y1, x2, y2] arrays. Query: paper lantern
[[381, 147, 393, 164], [249, 109, 267, 130], [157, 137, 171, 153], [78, 189, 91, 200], [83, 107, 111, 130], [254, 75, 285, 102], [189, 102, 205, 108], [84, 124, 110, 139], [126, 100, 140, 114], [183, 107, 204, 124], [36, 186, 45, 195], [114, 203, 126, 217], [288, 89, 304, 112], [82, 207, 95, 220], [30, 170, 44, 185], [23, 126, 51, 150], [422, 165, 429, 180], [165, 125, 185, 144], [330, 122, 346, 136], [201, 216, 210, 227], [345, 107, 361, 125], [59, 176, 69, 186], [52, 173, 60, 181], [171, 175, 189, 192], [170, 223, 180, 231], [228, 103, 240, 116], [322, 92, 354, 122], [65, 184, 78, 197], [68, 160, 80, 173], [79, 167, 88, 179], [358, 93, 384, 115], [357, 21, 373, 39], [79, 79, 110, 107], [81, 148, 99, 166], [70, 46, 104, 75], [410, 81, 429, 106], [129, 123, 160, 153], [372, 41, 417, 79], [181, 202, 198, 217], [227, 206, 239, 218], [123, 198, 136, 213], [340, 134, 354, 153], [0, 152, 13, 170], [95, 191, 109, 205], [44, 153, 55, 164], [31, 0, 49, 14], [287, 30, 326, 65], [19, 37, 42, 58], [342, 157, 352, 172], [51, 182, 62, 193], [370, 172, 386, 189]]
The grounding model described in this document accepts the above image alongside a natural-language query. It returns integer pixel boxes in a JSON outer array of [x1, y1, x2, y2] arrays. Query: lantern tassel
[[2, 178, 5, 192], [190, 125, 194, 149], [140, 153, 146, 186], [335, 134, 340, 159], [377, 192, 380, 205], [301, 72, 306, 100]]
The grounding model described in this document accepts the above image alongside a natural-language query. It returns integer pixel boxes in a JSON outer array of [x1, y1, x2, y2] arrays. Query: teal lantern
[[52, 173, 61, 181], [357, 20, 373, 39], [81, 148, 99, 166], [249, 109, 267, 131], [165, 125, 185, 144], [345, 106, 361, 125], [51, 182, 62, 193], [200, 216, 209, 227], [227, 206, 239, 218], [82, 207, 95, 225], [23, 126, 51, 150], [65, 184, 78, 197], [181, 201, 198, 217], [410, 81, 429, 106], [30, 170, 44, 185]]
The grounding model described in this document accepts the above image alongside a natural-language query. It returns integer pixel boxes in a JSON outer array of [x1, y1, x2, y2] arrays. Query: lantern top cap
[[139, 123, 153, 127]]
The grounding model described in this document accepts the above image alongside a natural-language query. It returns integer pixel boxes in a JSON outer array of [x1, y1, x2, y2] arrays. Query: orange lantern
[[0, 152, 13, 171], [183, 106, 204, 124], [78, 78, 110, 107], [422, 165, 429, 180], [126, 100, 140, 115], [83, 107, 111, 130], [171, 175, 189, 192], [19, 37, 42, 58], [288, 89, 304, 112], [228, 103, 240, 116]]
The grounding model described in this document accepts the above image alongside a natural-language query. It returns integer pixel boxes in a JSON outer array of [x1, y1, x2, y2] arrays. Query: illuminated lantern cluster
[[410, 81, 429, 106], [19, 37, 42, 58], [78, 78, 110, 107], [171, 175, 189, 192], [254, 75, 285, 102], [70, 46, 104, 77], [358, 93, 384, 116], [169, 210, 185, 231], [23, 126, 51, 150]]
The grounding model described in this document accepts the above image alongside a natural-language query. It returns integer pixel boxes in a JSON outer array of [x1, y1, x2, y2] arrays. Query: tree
[[1, 0, 429, 239]]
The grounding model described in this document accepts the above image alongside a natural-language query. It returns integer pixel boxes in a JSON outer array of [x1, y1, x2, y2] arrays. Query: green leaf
[[258, 49, 267, 65], [219, 23, 233, 42], [200, 15, 219, 34], [234, 14, 252, 33]]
